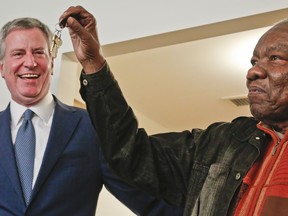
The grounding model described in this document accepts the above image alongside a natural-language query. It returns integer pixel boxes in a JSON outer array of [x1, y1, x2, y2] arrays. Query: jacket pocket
[[191, 163, 230, 216]]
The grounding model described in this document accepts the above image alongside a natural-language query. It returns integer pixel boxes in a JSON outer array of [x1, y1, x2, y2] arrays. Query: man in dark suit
[[0, 17, 183, 215]]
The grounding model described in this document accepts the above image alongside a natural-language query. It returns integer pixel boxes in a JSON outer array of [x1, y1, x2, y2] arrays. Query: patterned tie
[[15, 109, 36, 205]]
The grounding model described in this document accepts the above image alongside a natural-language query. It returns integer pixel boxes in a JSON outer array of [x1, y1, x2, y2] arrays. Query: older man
[[61, 5, 288, 216]]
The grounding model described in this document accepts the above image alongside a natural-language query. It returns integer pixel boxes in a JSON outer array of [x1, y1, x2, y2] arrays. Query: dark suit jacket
[[0, 96, 183, 216]]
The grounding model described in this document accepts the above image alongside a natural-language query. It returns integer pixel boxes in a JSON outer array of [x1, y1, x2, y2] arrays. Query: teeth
[[20, 74, 39, 78]]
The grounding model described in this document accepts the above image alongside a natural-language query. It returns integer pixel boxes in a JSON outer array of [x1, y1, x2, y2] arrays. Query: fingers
[[59, 5, 82, 28], [58, 5, 106, 73], [59, 14, 80, 29], [59, 5, 96, 29]]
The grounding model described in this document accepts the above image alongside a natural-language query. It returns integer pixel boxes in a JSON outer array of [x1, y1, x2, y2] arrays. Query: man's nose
[[23, 53, 37, 68], [246, 64, 267, 81]]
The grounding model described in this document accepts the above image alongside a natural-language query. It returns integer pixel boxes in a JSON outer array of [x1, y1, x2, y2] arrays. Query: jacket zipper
[[272, 139, 280, 156], [271, 128, 281, 156]]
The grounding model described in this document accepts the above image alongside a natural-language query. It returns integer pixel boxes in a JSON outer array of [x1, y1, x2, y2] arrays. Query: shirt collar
[[10, 92, 55, 127]]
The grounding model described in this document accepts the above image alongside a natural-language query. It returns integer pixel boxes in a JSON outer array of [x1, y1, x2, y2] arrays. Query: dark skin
[[59, 5, 105, 73], [60, 6, 288, 133], [247, 23, 288, 133]]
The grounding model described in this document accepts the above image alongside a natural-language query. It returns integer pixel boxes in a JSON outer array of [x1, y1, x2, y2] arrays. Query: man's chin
[[249, 104, 265, 120]]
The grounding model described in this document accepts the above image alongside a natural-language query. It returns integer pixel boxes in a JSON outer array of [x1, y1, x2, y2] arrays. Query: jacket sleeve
[[79, 63, 196, 206], [99, 147, 184, 216]]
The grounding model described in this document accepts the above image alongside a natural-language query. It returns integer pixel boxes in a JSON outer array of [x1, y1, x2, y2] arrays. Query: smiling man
[[0, 27, 52, 106], [0, 17, 184, 216]]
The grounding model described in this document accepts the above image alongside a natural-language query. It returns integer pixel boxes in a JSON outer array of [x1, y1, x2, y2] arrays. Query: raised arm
[[60, 5, 193, 207]]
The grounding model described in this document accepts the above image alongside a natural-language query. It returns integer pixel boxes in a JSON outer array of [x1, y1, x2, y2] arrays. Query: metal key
[[50, 26, 63, 58]]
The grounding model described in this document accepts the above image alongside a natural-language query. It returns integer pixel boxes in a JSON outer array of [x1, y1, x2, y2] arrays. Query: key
[[50, 30, 62, 58], [50, 43, 57, 58]]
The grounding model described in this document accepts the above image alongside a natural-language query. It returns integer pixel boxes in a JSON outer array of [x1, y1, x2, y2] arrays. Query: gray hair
[[0, 17, 52, 60]]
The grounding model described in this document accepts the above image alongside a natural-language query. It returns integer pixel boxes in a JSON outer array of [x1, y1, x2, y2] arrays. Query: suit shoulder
[[55, 98, 88, 115]]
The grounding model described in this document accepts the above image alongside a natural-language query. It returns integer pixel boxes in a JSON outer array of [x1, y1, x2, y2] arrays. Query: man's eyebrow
[[266, 44, 288, 53], [9, 48, 25, 53], [33, 47, 46, 51]]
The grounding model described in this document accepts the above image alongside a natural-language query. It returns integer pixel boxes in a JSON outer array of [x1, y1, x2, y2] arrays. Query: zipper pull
[[272, 140, 280, 156]]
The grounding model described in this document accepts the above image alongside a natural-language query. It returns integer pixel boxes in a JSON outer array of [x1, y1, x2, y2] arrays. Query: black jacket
[[80, 63, 271, 216]]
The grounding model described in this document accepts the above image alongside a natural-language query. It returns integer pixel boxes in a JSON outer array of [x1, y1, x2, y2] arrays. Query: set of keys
[[50, 23, 63, 58], [50, 15, 80, 58]]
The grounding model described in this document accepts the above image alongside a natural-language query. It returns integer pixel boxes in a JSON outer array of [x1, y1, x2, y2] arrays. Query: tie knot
[[23, 109, 34, 121]]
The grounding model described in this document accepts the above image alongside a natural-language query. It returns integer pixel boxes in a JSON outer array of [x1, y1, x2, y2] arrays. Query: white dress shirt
[[10, 93, 55, 187]]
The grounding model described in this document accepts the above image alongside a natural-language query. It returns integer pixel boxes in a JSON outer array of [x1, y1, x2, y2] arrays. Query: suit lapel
[[31, 98, 82, 199], [0, 106, 25, 202]]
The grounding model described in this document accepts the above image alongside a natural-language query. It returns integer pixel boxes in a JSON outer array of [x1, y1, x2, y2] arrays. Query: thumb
[[66, 16, 83, 35]]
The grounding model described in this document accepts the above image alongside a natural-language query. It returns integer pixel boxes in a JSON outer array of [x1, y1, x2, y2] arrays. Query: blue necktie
[[15, 109, 36, 205]]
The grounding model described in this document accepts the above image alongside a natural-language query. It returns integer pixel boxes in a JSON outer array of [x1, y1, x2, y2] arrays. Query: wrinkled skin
[[59, 5, 105, 73], [0, 28, 54, 107], [247, 22, 288, 133]]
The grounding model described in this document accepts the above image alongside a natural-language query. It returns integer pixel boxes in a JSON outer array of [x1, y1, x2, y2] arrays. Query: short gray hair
[[0, 17, 52, 59]]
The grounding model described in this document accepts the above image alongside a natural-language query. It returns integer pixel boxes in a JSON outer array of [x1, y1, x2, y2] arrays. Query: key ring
[[54, 23, 63, 38]]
